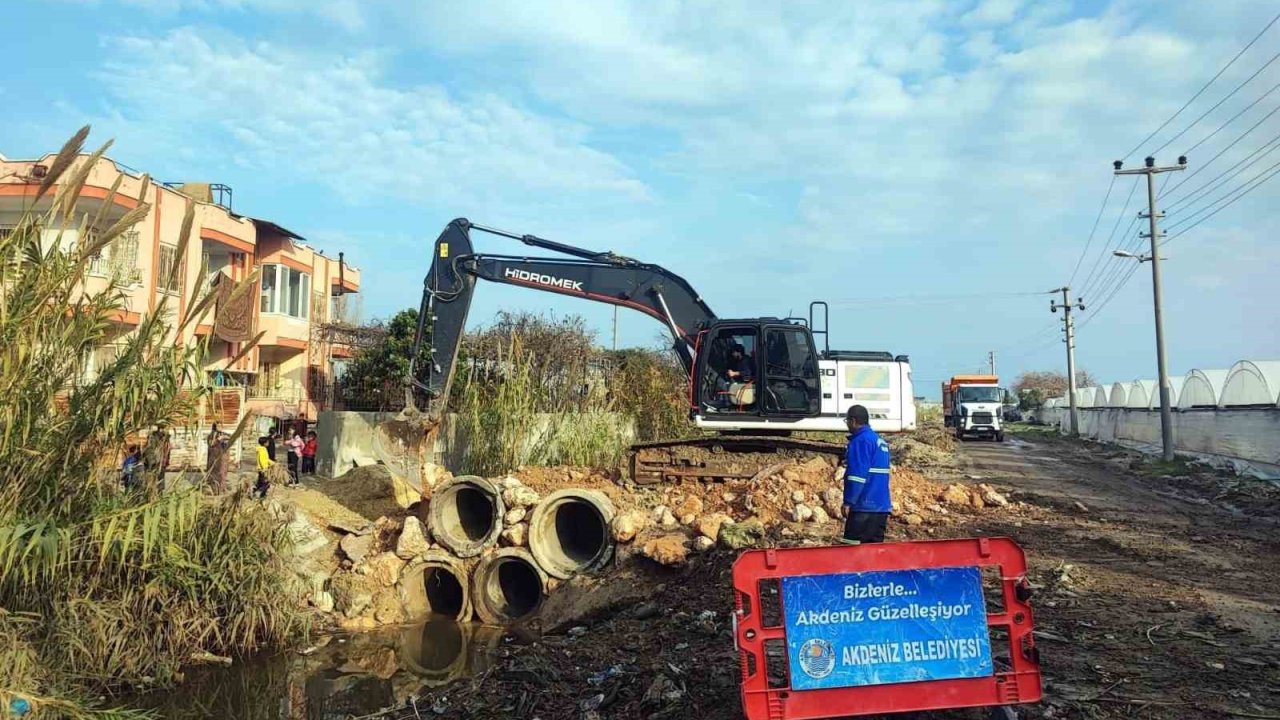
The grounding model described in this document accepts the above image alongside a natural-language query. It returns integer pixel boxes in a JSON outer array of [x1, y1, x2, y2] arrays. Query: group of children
[[254, 428, 318, 498], [120, 421, 318, 499]]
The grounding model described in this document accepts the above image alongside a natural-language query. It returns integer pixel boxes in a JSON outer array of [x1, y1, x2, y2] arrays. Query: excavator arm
[[406, 218, 717, 418]]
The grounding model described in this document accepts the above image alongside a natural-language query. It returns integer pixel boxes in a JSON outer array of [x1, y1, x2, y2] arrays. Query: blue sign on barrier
[[781, 566, 993, 690]]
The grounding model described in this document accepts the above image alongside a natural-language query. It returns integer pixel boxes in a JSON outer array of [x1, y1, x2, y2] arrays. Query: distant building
[[0, 152, 361, 423]]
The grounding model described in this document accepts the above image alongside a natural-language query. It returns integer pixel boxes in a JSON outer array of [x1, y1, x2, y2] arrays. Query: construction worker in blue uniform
[[841, 404, 893, 543]]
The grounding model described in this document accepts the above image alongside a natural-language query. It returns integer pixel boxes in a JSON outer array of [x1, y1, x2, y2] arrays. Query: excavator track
[[628, 435, 846, 485]]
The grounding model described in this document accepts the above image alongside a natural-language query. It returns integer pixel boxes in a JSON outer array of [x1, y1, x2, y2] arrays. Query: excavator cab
[[694, 320, 822, 418]]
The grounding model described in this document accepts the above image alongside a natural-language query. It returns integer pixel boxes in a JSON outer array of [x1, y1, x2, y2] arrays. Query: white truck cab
[[942, 375, 1005, 441]]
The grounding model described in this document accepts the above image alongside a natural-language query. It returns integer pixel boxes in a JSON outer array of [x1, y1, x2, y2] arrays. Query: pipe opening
[[428, 477, 504, 558], [553, 500, 608, 565], [486, 557, 542, 620], [528, 490, 616, 579], [423, 566, 465, 618], [450, 487, 496, 542]]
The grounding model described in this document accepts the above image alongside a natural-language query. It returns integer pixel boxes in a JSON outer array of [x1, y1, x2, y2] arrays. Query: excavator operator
[[724, 343, 754, 383]]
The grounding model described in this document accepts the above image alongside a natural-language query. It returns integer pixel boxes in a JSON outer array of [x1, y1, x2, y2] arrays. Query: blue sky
[[5, 0, 1279, 397]]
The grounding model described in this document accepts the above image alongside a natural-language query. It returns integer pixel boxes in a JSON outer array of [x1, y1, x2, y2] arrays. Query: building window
[[157, 244, 184, 295], [260, 264, 310, 319], [261, 264, 277, 313], [89, 230, 142, 286]]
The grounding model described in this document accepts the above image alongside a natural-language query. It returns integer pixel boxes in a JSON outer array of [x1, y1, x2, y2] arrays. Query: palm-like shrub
[[0, 128, 304, 718]]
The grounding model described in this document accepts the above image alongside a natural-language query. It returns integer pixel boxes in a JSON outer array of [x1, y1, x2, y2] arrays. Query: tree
[[340, 308, 430, 407], [1012, 369, 1098, 408]]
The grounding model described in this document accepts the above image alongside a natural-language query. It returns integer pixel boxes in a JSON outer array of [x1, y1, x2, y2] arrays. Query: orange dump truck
[[941, 375, 1005, 441]]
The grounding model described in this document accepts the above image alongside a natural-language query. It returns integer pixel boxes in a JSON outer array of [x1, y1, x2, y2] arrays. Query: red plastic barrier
[[733, 537, 1041, 719]]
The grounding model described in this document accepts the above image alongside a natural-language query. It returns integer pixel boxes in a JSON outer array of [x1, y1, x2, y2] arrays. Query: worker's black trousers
[[844, 512, 889, 544]]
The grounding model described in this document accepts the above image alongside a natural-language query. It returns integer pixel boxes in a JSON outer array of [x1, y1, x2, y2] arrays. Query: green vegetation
[[1005, 422, 1061, 440], [0, 129, 304, 718], [339, 308, 430, 406], [450, 312, 693, 475], [1133, 456, 1198, 478]]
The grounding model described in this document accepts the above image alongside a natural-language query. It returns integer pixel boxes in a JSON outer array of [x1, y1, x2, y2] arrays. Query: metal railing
[[247, 382, 303, 402]]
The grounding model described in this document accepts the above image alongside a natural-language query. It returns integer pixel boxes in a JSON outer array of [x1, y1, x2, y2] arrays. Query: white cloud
[[94, 28, 648, 209], [73, 0, 1280, 375]]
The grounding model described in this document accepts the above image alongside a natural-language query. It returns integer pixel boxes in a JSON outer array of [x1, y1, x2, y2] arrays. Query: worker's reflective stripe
[[868, 468, 890, 474], [846, 475, 867, 484]]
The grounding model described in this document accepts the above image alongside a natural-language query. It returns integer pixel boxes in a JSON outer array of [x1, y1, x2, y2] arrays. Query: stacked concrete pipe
[[399, 551, 473, 622], [427, 476, 505, 558], [470, 548, 548, 624], [526, 489, 616, 580]]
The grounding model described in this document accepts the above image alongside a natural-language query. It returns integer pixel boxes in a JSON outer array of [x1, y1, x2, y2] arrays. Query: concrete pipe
[[471, 548, 548, 624], [527, 489, 616, 579], [427, 475, 505, 558], [399, 551, 473, 622], [397, 618, 470, 687]]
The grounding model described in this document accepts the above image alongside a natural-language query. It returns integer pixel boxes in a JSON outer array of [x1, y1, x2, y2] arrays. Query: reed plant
[[453, 334, 631, 475], [0, 128, 304, 717]]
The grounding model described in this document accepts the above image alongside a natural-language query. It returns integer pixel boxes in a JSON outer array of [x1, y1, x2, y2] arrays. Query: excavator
[[374, 218, 915, 485]]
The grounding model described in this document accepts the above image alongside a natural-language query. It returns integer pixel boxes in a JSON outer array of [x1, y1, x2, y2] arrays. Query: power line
[[1077, 262, 1141, 330], [1068, 175, 1118, 286], [1083, 227, 1143, 314], [823, 290, 1046, 307], [1080, 215, 1141, 302], [1182, 78, 1280, 156], [1160, 99, 1280, 198], [1154, 52, 1280, 155], [1165, 130, 1280, 211], [1120, 9, 1280, 160], [1077, 177, 1140, 299], [1166, 155, 1280, 229], [1086, 172, 1171, 308], [1163, 159, 1280, 243]]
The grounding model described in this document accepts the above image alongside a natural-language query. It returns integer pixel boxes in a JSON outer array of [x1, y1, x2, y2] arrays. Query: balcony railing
[[247, 382, 303, 402]]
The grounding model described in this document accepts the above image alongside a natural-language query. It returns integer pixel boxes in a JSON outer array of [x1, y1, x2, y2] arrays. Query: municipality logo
[[798, 638, 836, 679]]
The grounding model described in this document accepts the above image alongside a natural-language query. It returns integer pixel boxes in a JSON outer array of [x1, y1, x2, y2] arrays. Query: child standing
[[254, 436, 273, 498], [302, 431, 318, 476], [285, 431, 304, 486]]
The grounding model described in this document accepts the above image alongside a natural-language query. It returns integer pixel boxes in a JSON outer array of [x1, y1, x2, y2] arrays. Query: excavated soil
[[370, 430, 1280, 720]]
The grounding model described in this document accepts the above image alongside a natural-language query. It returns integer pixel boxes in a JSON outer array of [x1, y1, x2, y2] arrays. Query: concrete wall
[[1037, 406, 1280, 478], [316, 410, 393, 477], [316, 410, 636, 478]]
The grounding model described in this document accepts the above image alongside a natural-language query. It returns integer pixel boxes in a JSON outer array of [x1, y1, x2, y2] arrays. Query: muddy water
[[142, 619, 503, 719]]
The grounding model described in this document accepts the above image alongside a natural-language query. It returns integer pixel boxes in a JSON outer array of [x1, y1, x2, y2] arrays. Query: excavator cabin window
[[761, 326, 821, 414], [699, 328, 758, 413]]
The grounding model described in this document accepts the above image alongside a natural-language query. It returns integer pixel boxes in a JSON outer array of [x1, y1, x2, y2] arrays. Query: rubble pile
[[280, 448, 1012, 630]]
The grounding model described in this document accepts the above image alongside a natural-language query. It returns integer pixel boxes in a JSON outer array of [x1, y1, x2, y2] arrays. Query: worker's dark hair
[[846, 404, 870, 426]]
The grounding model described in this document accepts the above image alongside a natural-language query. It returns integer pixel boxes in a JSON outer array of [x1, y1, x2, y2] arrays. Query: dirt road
[[390, 430, 1280, 720], [950, 431, 1280, 719]]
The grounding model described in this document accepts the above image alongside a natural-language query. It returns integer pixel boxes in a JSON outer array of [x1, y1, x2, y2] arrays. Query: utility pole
[[1115, 156, 1186, 461], [1050, 287, 1085, 435], [988, 351, 996, 376]]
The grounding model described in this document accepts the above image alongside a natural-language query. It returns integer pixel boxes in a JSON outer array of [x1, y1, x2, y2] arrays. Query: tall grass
[[449, 313, 696, 475], [453, 335, 630, 475], [0, 129, 304, 717]]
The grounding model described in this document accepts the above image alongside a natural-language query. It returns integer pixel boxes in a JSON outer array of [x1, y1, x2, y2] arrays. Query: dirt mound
[[513, 466, 637, 510], [888, 421, 957, 470], [308, 465, 413, 522]]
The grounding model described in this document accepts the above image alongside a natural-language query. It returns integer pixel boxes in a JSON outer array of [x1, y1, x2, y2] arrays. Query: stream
[[140, 619, 502, 719]]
